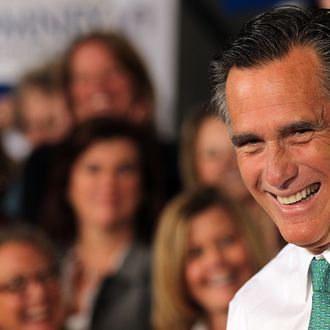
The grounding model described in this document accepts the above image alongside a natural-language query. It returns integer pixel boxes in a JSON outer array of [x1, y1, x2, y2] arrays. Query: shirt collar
[[316, 249, 330, 263], [295, 245, 315, 301]]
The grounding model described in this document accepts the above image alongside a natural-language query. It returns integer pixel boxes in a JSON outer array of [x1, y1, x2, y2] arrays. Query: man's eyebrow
[[277, 121, 321, 138], [231, 133, 262, 147]]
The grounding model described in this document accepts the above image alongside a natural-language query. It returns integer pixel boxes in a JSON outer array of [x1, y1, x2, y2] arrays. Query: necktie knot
[[310, 258, 330, 293]]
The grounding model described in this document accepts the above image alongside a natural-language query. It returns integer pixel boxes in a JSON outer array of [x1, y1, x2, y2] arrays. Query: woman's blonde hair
[[152, 186, 268, 330]]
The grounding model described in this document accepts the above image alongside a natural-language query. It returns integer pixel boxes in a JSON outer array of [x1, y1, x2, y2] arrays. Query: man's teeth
[[277, 183, 320, 205]]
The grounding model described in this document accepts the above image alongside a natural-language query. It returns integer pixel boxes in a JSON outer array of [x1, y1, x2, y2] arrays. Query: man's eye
[[289, 130, 314, 144], [232, 135, 264, 155], [294, 128, 313, 134], [242, 139, 262, 146], [237, 143, 263, 156]]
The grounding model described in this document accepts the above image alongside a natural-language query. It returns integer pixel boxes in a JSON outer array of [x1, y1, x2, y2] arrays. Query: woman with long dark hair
[[41, 117, 161, 330]]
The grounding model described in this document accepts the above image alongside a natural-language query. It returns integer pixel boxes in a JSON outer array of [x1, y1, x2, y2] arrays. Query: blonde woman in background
[[153, 186, 268, 330]]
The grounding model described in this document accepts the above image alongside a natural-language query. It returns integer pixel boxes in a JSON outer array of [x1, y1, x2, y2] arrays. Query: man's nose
[[263, 143, 298, 190]]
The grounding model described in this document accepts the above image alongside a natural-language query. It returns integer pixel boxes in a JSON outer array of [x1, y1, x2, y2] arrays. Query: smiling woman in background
[[152, 186, 268, 330], [62, 31, 155, 125], [40, 117, 161, 330]]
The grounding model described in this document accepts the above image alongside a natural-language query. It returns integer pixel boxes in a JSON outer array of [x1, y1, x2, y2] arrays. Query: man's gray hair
[[210, 6, 330, 126]]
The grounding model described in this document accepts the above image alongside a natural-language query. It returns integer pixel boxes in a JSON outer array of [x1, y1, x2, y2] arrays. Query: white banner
[[0, 0, 179, 138]]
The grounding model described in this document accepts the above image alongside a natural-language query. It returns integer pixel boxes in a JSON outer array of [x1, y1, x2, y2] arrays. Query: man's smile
[[274, 183, 321, 205]]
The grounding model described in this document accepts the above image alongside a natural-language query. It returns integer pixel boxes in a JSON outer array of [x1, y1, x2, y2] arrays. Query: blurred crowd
[[1, 1, 321, 328]]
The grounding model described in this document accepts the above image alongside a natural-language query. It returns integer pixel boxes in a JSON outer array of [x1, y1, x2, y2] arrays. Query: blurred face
[[0, 95, 14, 129], [195, 117, 248, 199], [68, 138, 142, 230], [21, 88, 54, 147], [226, 46, 330, 254], [47, 93, 73, 143], [21, 88, 72, 147], [0, 242, 60, 330], [69, 41, 136, 122], [317, 0, 330, 8], [185, 206, 253, 315]]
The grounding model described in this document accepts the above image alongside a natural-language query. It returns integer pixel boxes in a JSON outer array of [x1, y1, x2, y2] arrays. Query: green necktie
[[308, 258, 330, 330]]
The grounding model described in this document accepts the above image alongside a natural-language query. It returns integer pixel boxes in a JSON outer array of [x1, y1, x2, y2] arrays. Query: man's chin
[[279, 228, 330, 254]]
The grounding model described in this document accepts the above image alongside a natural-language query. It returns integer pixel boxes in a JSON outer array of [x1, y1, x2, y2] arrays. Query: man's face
[[226, 47, 330, 254], [0, 242, 61, 330]]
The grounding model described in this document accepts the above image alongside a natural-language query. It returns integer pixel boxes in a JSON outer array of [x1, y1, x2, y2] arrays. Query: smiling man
[[211, 6, 330, 330], [0, 226, 62, 330]]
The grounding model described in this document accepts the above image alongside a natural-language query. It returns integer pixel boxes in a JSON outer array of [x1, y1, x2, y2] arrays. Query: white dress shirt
[[227, 244, 330, 330]]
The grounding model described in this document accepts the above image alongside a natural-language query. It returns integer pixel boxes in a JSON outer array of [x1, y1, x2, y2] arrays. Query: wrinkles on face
[[226, 46, 330, 251]]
